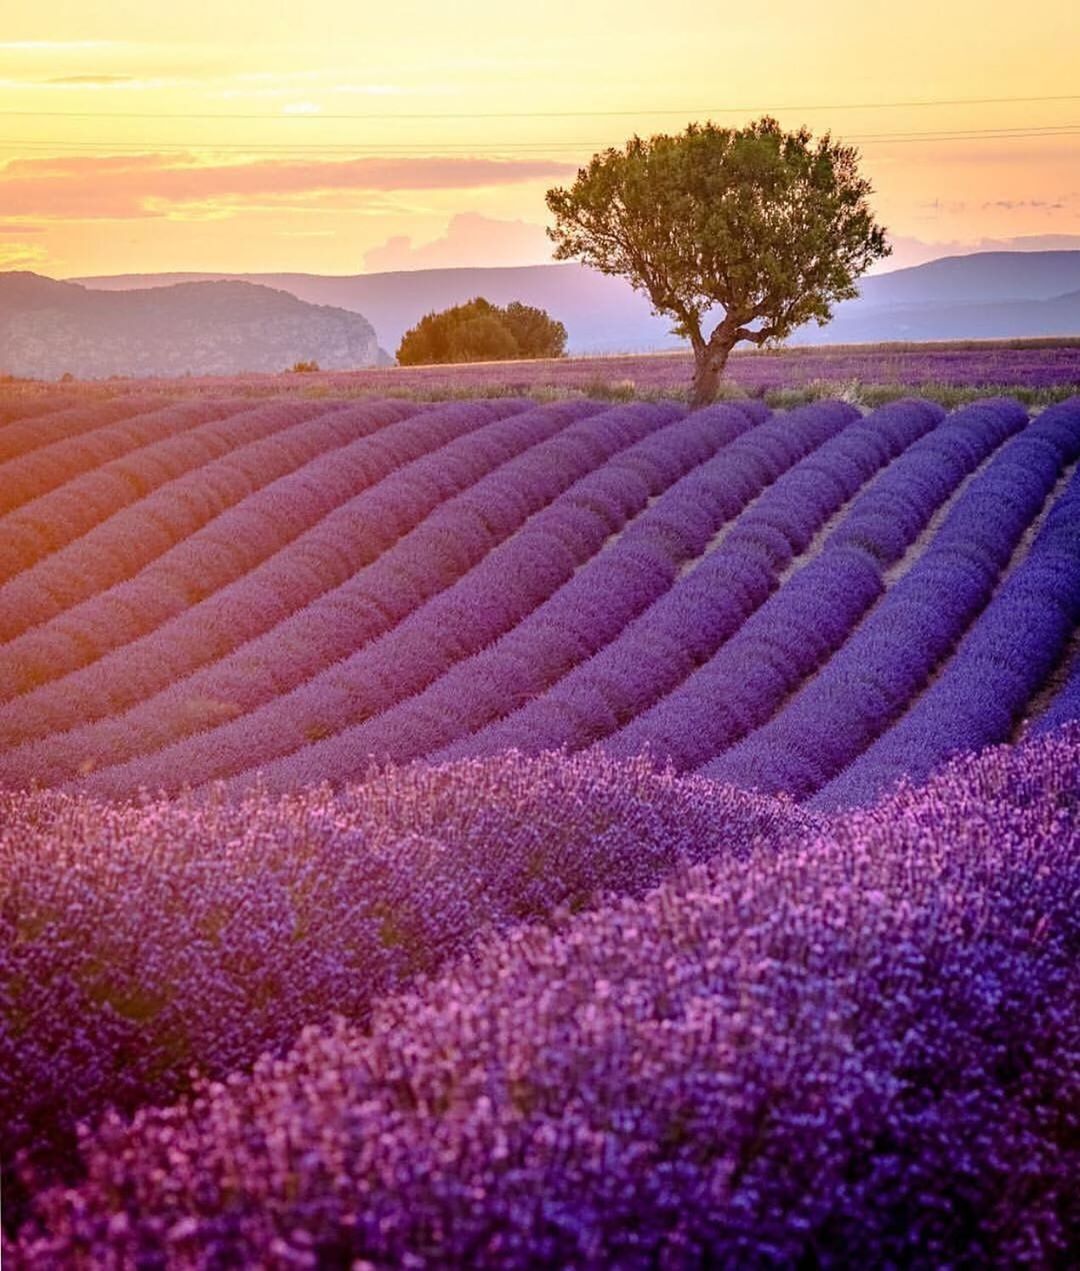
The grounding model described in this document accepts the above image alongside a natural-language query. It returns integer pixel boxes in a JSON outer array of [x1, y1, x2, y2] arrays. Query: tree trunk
[[689, 341, 733, 409]]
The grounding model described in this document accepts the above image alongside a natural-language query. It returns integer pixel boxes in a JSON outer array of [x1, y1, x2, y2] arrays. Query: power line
[[0, 124, 1076, 159], [0, 92, 1079, 122]]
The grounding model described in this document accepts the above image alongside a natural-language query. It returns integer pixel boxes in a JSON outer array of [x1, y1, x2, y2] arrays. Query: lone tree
[[397, 297, 567, 365], [546, 117, 890, 406]]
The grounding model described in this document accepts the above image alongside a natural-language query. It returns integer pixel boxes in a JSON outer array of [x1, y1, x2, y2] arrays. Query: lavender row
[[0, 392, 75, 431], [0, 397, 357, 629], [14, 729, 1079, 1267], [0, 398, 564, 784], [235, 401, 818, 787], [1031, 647, 1080, 735], [592, 400, 950, 769], [0, 394, 255, 559], [0, 393, 168, 468], [0, 753, 804, 1213], [0, 400, 539, 745], [342, 400, 860, 773], [70, 402, 762, 796], [812, 438, 1080, 809], [41, 401, 680, 794], [449, 399, 938, 763], [825, 397, 1026, 562], [0, 399, 473, 720], [699, 397, 1040, 794]]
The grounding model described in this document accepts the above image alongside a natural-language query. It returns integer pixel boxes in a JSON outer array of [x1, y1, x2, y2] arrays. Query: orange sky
[[1, 1, 1078, 278]]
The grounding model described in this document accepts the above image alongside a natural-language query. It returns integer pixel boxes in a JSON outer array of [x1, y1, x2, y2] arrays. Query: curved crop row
[[699, 397, 1048, 794], [0, 393, 168, 467], [41, 401, 686, 795], [0, 396, 273, 566], [12, 728, 1079, 1268], [0, 399, 576, 783], [447, 398, 940, 764], [281, 400, 860, 781], [68, 402, 766, 797], [1033, 649, 1080, 735], [0, 752, 804, 1205], [811, 444, 1080, 809], [3, 393, 1079, 799], [230, 400, 827, 787], [592, 400, 959, 770], [0, 397, 356, 624], [0, 399, 498, 718]]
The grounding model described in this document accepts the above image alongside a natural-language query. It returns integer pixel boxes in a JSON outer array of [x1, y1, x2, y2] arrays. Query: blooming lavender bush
[[702, 397, 1079, 795], [453, 398, 939, 764], [4, 392, 1078, 796], [48, 402, 711, 796], [10, 727, 1078, 1267], [0, 751, 804, 1211], [812, 430, 1080, 808]]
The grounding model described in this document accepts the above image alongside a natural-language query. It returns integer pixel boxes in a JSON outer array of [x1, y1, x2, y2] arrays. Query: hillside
[[3, 385, 1079, 1262], [0, 272, 384, 379], [75, 262, 678, 355], [74, 250, 1080, 354], [0, 389, 1077, 805]]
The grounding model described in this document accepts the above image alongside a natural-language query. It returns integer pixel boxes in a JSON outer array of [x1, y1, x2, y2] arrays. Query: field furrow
[[0, 398, 356, 615], [0, 398, 571, 783], [227, 400, 793, 786], [66, 402, 730, 794], [695, 396, 1052, 793], [0, 399, 449, 715], [0, 394, 173, 465], [808, 411, 1080, 808], [1, 391, 1078, 798], [442, 399, 944, 764]]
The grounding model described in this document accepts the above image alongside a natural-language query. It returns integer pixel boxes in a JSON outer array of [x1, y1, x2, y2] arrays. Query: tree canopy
[[396, 297, 567, 365], [546, 117, 890, 405]]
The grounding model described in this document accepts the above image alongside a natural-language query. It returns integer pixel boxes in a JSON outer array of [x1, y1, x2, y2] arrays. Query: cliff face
[[0, 273, 381, 378]]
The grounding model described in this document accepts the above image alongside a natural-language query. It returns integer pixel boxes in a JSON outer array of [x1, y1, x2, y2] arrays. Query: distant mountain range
[[73, 251, 1080, 357], [2, 251, 1076, 382], [0, 273, 383, 379]]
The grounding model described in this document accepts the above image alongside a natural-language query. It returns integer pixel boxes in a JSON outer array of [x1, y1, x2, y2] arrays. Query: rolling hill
[[73, 250, 1080, 355], [0, 272, 384, 379], [3, 383, 1079, 1263], [1, 388, 1077, 805]]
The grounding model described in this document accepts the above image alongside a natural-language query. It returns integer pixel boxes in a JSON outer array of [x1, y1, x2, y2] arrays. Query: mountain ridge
[[71, 250, 1080, 355], [0, 273, 384, 379]]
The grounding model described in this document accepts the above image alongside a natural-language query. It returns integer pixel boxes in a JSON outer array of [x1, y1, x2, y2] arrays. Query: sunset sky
[[1, 0, 1078, 279]]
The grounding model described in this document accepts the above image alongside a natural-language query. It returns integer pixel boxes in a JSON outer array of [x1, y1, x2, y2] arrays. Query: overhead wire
[[0, 91, 1079, 121]]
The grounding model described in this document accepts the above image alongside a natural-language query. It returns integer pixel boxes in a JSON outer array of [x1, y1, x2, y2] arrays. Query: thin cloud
[[364, 211, 553, 271], [0, 40, 129, 51], [0, 240, 47, 268], [0, 153, 575, 221], [46, 74, 136, 85]]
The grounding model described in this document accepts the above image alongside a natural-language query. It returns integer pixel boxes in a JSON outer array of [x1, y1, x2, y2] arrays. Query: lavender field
[[2, 381, 1079, 1265], [5, 335, 1080, 407], [305, 337, 1080, 402]]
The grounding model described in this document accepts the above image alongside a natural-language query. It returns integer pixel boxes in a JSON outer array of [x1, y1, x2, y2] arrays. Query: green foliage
[[288, 360, 320, 373], [546, 117, 890, 404], [500, 301, 568, 359], [396, 297, 567, 366], [446, 313, 520, 363]]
